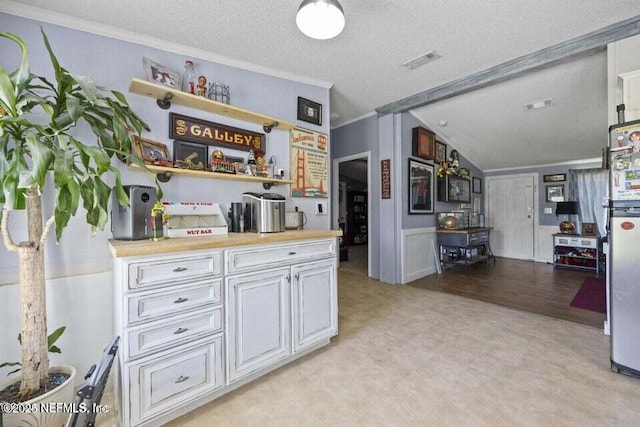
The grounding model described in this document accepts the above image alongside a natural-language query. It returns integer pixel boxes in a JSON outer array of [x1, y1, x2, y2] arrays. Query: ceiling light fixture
[[296, 0, 345, 40], [524, 98, 554, 110]]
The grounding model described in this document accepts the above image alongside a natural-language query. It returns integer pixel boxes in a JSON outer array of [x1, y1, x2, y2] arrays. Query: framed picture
[[546, 184, 565, 202], [412, 126, 436, 161], [143, 57, 182, 89], [582, 222, 597, 236], [435, 141, 447, 163], [297, 97, 322, 126], [408, 158, 434, 214], [444, 175, 471, 203], [543, 173, 566, 183], [472, 177, 482, 194], [132, 136, 172, 167], [173, 140, 207, 170]]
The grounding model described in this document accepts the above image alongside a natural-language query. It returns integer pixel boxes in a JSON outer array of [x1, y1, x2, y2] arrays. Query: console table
[[552, 233, 599, 273], [437, 227, 493, 271]]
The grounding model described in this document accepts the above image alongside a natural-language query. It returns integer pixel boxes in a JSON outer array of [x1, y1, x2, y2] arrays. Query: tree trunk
[[18, 186, 48, 398]]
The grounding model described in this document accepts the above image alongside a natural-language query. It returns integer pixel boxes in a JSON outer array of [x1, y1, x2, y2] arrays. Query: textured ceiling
[[3, 0, 640, 170]]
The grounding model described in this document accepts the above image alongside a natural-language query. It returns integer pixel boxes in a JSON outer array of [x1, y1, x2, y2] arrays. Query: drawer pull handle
[[173, 267, 188, 272], [174, 297, 189, 304], [288, 252, 296, 255], [174, 327, 188, 335], [175, 375, 189, 384]]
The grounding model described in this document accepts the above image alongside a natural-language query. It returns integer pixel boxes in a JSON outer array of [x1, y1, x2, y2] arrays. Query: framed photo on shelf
[[297, 97, 322, 126], [173, 140, 207, 170], [582, 222, 597, 236], [472, 177, 482, 194], [412, 126, 436, 161], [131, 136, 172, 167], [543, 173, 566, 183], [546, 184, 565, 202], [142, 57, 182, 89], [435, 141, 447, 163], [408, 158, 434, 214]]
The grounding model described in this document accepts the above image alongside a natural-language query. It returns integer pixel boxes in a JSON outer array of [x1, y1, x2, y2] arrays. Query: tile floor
[[154, 265, 640, 426]]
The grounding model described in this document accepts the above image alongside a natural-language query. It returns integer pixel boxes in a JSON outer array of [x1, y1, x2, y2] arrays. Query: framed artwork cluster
[[408, 159, 434, 214]]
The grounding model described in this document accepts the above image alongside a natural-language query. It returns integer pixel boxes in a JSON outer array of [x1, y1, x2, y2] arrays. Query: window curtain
[[567, 168, 608, 236]]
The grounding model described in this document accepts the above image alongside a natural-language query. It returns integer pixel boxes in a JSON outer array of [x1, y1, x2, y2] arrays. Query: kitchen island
[[109, 229, 341, 427]]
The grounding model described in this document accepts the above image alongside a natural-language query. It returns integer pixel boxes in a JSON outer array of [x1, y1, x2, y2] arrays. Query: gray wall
[[0, 13, 331, 283], [485, 161, 601, 226], [401, 113, 484, 229]]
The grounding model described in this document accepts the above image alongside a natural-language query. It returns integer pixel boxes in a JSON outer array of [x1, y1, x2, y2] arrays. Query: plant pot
[[1, 365, 76, 427]]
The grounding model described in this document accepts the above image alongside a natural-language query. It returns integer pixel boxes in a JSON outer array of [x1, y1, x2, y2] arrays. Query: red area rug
[[570, 277, 606, 313]]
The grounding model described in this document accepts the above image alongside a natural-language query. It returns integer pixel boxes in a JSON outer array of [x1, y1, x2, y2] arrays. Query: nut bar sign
[[169, 113, 265, 152]]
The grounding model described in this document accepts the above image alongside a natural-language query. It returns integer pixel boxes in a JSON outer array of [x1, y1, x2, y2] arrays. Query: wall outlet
[[544, 207, 553, 214], [315, 201, 327, 215]]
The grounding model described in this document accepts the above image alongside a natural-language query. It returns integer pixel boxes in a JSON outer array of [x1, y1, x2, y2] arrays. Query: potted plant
[[0, 29, 153, 417]]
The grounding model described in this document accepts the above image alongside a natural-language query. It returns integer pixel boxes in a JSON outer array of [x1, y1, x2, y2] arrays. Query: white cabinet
[[113, 250, 224, 427], [225, 240, 338, 383], [552, 234, 599, 273], [292, 259, 338, 353], [226, 268, 291, 383], [113, 236, 338, 426]]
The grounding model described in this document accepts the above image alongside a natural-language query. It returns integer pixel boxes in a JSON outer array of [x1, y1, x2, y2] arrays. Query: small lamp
[[296, 0, 345, 40], [555, 201, 580, 234]]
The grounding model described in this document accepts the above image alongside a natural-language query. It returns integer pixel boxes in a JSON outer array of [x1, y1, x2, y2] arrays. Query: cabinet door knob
[[288, 252, 296, 256], [173, 267, 188, 272], [175, 375, 189, 384], [174, 297, 189, 304], [174, 327, 188, 334], [295, 273, 299, 281]]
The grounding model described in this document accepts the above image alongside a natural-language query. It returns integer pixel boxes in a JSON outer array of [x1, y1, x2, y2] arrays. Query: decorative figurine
[[197, 75, 207, 97]]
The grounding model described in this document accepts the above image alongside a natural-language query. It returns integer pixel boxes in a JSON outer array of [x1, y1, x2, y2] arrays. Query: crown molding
[[0, 1, 334, 90]]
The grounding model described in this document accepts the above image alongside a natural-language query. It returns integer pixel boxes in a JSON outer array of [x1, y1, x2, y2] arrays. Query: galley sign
[[169, 113, 265, 152]]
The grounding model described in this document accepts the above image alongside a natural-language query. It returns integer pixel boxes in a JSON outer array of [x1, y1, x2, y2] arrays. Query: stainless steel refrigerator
[[609, 119, 640, 378]]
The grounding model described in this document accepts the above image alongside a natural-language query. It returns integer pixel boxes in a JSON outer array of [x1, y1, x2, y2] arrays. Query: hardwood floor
[[407, 257, 606, 329]]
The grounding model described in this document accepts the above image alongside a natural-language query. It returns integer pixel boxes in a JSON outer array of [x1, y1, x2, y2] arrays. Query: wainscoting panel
[[401, 227, 438, 284], [536, 225, 558, 263]]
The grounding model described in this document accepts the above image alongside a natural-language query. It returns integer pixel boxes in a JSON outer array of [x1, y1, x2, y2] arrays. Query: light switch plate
[[544, 207, 553, 214], [315, 201, 327, 215]]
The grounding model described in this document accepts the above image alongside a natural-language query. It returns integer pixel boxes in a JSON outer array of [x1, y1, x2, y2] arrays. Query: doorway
[[485, 173, 538, 260], [333, 153, 370, 277]]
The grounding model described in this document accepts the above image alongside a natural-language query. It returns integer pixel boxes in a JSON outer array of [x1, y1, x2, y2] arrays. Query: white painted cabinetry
[[225, 240, 338, 383], [112, 236, 338, 427]]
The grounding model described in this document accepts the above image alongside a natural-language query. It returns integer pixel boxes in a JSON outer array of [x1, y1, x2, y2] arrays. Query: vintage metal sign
[[169, 113, 265, 152], [290, 127, 328, 198], [381, 159, 391, 199]]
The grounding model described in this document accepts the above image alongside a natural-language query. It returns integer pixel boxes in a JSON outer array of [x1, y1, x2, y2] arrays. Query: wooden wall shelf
[[129, 78, 296, 133], [130, 163, 293, 187]]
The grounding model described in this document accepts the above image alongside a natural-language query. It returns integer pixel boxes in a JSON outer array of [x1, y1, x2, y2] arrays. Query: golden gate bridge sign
[[290, 127, 328, 198]]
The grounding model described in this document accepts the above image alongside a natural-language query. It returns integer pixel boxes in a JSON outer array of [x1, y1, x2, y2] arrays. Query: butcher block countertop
[[108, 229, 343, 258]]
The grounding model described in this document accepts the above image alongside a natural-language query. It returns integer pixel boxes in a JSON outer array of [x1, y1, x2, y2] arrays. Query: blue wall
[[485, 161, 601, 226], [0, 13, 331, 282]]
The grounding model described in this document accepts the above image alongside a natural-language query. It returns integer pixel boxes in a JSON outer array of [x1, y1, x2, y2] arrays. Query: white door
[[486, 174, 535, 260], [291, 259, 338, 353], [226, 268, 291, 383]]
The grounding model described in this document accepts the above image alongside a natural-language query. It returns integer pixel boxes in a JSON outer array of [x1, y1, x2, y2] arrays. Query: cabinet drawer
[[225, 239, 336, 274], [468, 231, 489, 245], [127, 279, 222, 325], [554, 236, 596, 249], [126, 306, 223, 360], [128, 252, 222, 290], [128, 335, 223, 426]]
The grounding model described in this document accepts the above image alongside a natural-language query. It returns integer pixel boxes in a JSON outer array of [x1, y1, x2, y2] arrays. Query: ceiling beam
[[376, 15, 640, 116]]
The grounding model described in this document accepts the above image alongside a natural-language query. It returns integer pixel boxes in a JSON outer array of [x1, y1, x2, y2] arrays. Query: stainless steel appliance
[[242, 192, 285, 233], [111, 185, 158, 240], [609, 118, 640, 378]]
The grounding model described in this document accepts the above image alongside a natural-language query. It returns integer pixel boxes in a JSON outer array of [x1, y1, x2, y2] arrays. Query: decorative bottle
[[182, 60, 196, 94]]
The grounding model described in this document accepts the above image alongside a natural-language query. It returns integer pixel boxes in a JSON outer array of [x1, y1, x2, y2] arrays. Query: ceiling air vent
[[524, 98, 554, 110], [401, 50, 441, 70]]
